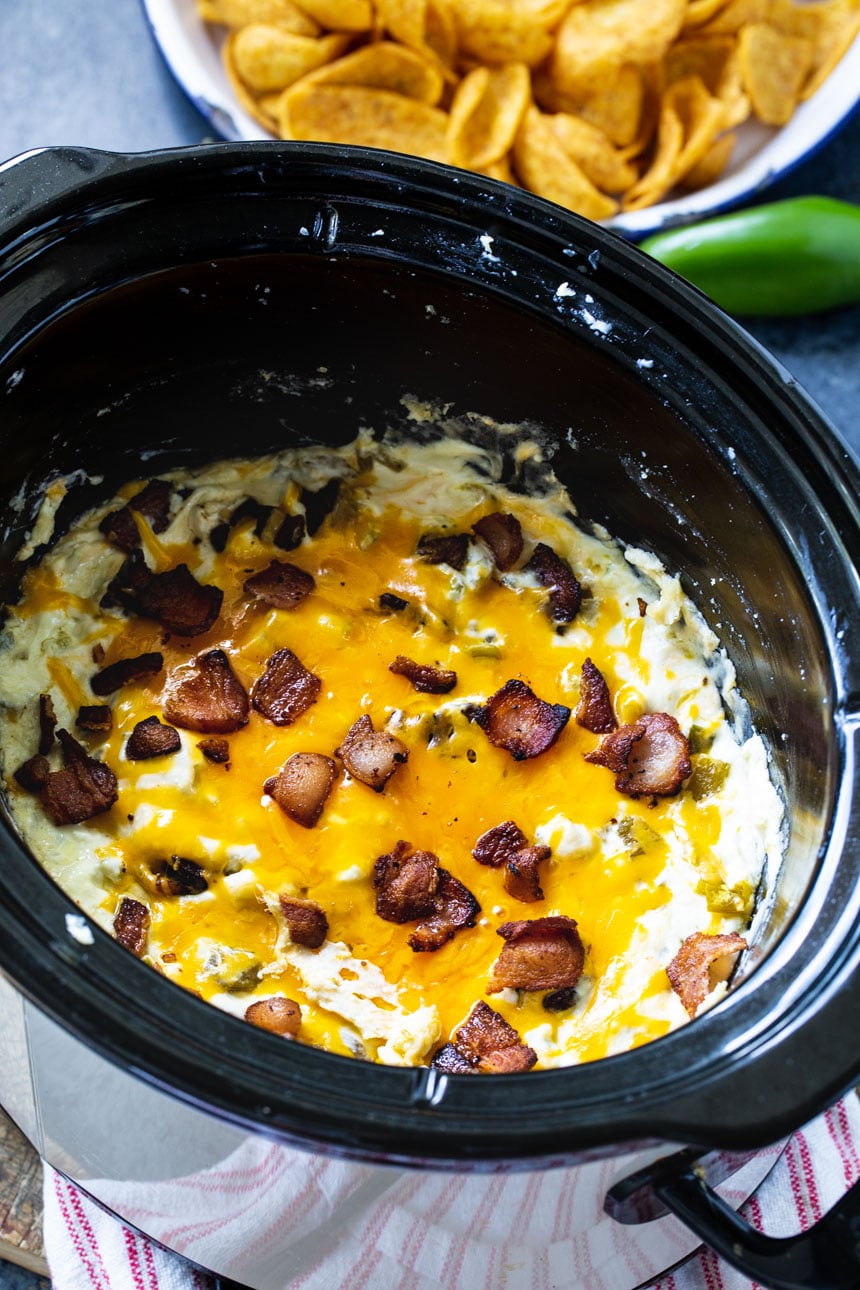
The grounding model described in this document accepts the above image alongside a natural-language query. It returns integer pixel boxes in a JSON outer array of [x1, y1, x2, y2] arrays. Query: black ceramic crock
[[0, 144, 858, 1241]]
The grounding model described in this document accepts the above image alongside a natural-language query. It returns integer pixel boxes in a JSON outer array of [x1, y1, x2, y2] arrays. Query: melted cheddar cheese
[[0, 426, 783, 1068]]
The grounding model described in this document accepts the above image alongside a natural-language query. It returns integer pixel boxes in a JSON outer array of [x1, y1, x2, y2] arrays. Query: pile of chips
[[198, 0, 860, 219]]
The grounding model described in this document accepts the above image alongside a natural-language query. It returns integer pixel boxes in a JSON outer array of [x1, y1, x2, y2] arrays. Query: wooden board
[[0, 1109, 47, 1276]]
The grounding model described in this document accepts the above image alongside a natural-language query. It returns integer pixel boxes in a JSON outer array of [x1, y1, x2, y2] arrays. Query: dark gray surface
[[0, 4, 858, 1287]]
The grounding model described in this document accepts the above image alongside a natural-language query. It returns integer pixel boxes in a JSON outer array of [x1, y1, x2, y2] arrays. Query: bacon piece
[[273, 514, 305, 551], [542, 986, 578, 1012], [155, 856, 209, 896], [417, 533, 469, 570], [472, 820, 528, 866], [409, 869, 480, 952], [576, 657, 617, 734], [503, 845, 550, 903], [100, 549, 154, 612], [126, 716, 182, 761], [585, 711, 691, 797], [335, 714, 408, 791], [525, 542, 581, 623], [14, 755, 49, 793], [137, 564, 223, 637], [373, 840, 439, 923], [637, 597, 648, 617], [164, 649, 250, 734], [91, 651, 163, 696], [114, 897, 149, 957], [471, 512, 523, 571], [389, 655, 457, 695], [430, 1042, 476, 1074], [42, 730, 118, 825], [379, 592, 408, 613], [76, 705, 113, 734], [243, 560, 315, 611], [452, 1001, 537, 1074], [38, 693, 57, 755], [487, 916, 584, 993], [278, 894, 328, 948], [198, 736, 230, 764], [264, 753, 336, 828], [252, 648, 321, 727], [474, 679, 570, 761], [667, 931, 747, 1018], [100, 479, 173, 553], [245, 996, 302, 1037]]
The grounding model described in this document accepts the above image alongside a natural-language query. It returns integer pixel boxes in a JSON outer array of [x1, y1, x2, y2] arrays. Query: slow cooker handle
[[0, 147, 130, 227], [607, 1151, 860, 1289]]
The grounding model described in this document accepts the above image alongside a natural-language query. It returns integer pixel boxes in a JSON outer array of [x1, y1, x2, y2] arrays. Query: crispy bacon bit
[[417, 532, 469, 570], [373, 840, 439, 923], [472, 820, 528, 866], [409, 869, 480, 952], [38, 693, 57, 755], [264, 753, 336, 828], [430, 1042, 476, 1074], [245, 996, 302, 1037], [252, 648, 321, 727], [76, 705, 113, 734], [126, 716, 182, 761], [667, 931, 747, 1017], [92, 642, 106, 665], [137, 564, 223, 637], [451, 1001, 537, 1074], [91, 652, 164, 697], [243, 560, 315, 611], [389, 655, 457, 695], [198, 736, 230, 763], [335, 714, 408, 791], [155, 856, 209, 896], [99, 479, 172, 553], [100, 549, 153, 612], [474, 679, 570, 761], [164, 649, 250, 734], [576, 658, 617, 734], [278, 894, 328, 949], [14, 755, 50, 793], [273, 513, 306, 551], [503, 845, 550, 904], [230, 496, 272, 536], [471, 512, 523, 571], [637, 597, 648, 617], [487, 916, 585, 994], [114, 897, 149, 957], [42, 730, 118, 825], [525, 542, 581, 623], [542, 986, 578, 1012], [585, 712, 692, 797], [379, 592, 409, 613]]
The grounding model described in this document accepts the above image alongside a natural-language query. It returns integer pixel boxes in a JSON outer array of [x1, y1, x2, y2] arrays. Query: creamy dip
[[0, 419, 783, 1069]]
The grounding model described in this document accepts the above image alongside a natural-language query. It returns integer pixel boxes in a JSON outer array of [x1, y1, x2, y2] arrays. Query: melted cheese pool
[[0, 428, 783, 1069]]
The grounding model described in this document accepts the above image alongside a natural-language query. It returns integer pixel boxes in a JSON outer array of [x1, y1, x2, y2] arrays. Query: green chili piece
[[640, 196, 860, 317]]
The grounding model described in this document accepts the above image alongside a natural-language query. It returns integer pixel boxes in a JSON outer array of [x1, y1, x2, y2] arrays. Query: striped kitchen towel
[[42, 1094, 860, 1290]]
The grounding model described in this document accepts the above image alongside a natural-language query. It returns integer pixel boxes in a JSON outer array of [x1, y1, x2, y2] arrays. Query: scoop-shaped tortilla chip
[[738, 23, 816, 125], [231, 25, 349, 91], [552, 0, 686, 98], [549, 112, 639, 193], [298, 40, 445, 103], [457, 0, 569, 67], [198, 0, 320, 34], [513, 106, 618, 221], [623, 75, 727, 211], [447, 63, 531, 168], [294, 0, 373, 29], [281, 82, 449, 161]]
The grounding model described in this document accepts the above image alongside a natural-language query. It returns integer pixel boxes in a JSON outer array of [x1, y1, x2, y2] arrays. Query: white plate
[[142, 0, 860, 238]]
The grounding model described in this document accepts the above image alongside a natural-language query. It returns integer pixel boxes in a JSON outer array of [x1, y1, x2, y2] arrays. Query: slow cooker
[[0, 143, 858, 1289]]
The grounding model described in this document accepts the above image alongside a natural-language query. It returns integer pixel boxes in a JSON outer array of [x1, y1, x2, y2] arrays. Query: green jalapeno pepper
[[639, 196, 860, 317]]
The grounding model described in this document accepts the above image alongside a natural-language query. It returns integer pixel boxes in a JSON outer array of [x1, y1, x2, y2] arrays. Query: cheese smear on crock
[[0, 421, 782, 1068]]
